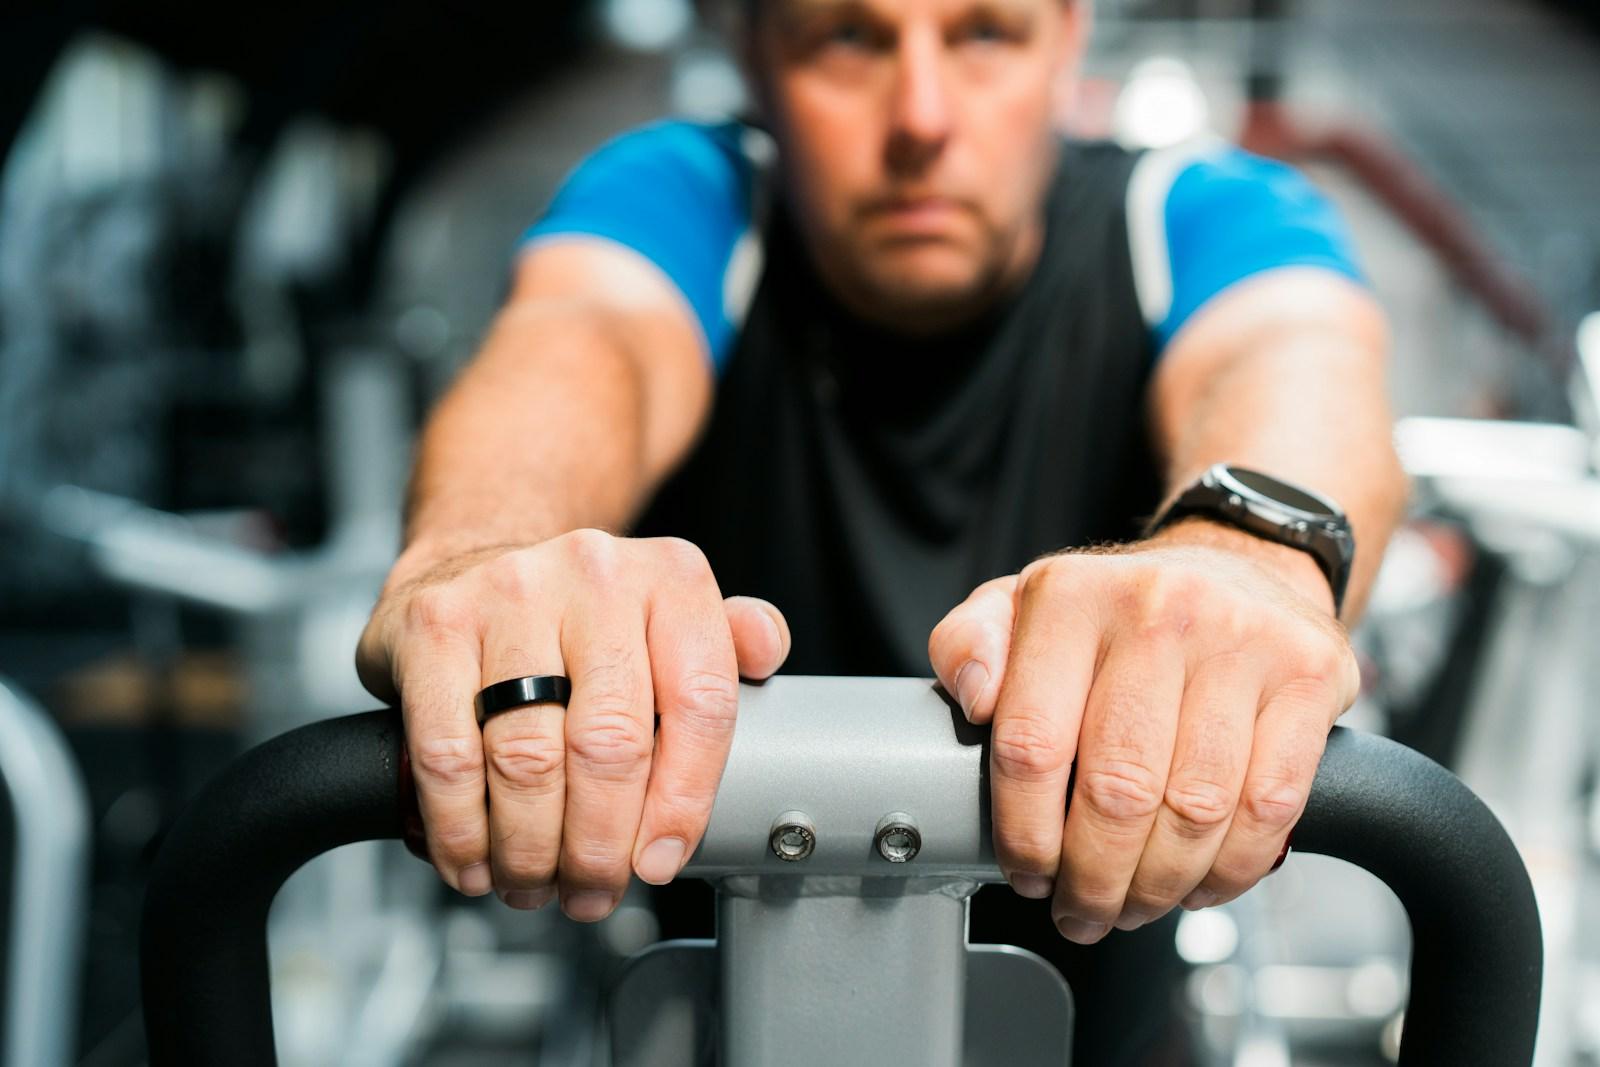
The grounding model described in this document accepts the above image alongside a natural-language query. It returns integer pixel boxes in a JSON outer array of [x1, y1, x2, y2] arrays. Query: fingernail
[[1010, 873, 1054, 899], [1181, 888, 1219, 910], [636, 837, 687, 885], [1270, 834, 1293, 873], [458, 863, 493, 897], [1055, 917, 1110, 944], [760, 609, 783, 659], [503, 887, 556, 910], [954, 660, 989, 720], [563, 890, 616, 922]]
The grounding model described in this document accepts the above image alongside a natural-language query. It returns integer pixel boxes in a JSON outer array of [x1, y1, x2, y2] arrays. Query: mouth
[[863, 195, 970, 235]]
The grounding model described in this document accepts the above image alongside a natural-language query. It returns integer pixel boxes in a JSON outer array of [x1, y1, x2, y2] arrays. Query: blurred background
[[1, 0, 1598, 1064]]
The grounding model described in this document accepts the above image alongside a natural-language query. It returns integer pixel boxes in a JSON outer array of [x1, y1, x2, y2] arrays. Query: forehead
[[767, 0, 1051, 20]]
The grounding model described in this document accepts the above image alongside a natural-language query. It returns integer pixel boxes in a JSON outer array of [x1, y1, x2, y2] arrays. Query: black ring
[[475, 674, 572, 727]]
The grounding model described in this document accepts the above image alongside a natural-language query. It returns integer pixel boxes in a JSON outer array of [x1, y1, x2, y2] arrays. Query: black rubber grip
[[140, 714, 1541, 1066], [141, 711, 408, 1066]]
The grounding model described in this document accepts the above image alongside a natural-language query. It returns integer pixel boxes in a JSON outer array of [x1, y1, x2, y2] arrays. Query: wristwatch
[[1147, 464, 1355, 613]]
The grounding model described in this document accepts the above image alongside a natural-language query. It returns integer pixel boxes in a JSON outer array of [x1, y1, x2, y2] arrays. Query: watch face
[[1217, 466, 1340, 518]]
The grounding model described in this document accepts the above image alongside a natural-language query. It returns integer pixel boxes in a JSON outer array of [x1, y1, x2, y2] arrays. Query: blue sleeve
[[1129, 143, 1365, 351], [521, 120, 758, 375]]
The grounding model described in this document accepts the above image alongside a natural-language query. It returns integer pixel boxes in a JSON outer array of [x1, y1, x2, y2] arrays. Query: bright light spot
[[1577, 311, 1600, 444], [1577, 311, 1600, 367], [1346, 959, 1405, 1017], [1380, 1011, 1405, 1062], [673, 49, 747, 117], [1235, 1033, 1292, 1067], [1175, 907, 1239, 964], [1113, 57, 1210, 149], [602, 0, 694, 52], [1186, 964, 1246, 1016]]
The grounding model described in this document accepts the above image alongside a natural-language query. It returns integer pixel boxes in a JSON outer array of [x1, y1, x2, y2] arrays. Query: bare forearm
[[397, 304, 653, 582], [1150, 275, 1408, 621]]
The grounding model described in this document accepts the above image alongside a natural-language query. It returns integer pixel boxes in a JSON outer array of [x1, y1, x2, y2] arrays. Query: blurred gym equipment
[[0, 679, 91, 1067]]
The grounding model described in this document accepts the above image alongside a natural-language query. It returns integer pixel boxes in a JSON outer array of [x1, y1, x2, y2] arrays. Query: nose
[[887, 27, 951, 174]]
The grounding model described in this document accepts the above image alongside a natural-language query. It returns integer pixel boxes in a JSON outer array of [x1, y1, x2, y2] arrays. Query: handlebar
[[140, 677, 1542, 1066]]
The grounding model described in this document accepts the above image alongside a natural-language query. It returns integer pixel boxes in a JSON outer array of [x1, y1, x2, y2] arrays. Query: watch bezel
[[1207, 465, 1342, 523]]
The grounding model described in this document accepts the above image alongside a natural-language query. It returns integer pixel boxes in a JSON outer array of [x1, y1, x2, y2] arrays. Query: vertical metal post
[[717, 877, 973, 1067]]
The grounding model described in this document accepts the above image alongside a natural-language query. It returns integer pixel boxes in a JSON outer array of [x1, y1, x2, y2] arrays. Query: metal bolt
[[874, 812, 921, 863], [769, 811, 816, 862]]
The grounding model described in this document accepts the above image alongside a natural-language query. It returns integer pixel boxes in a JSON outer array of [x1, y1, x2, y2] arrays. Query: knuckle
[[567, 710, 652, 778], [1120, 881, 1174, 916], [648, 786, 717, 834], [664, 671, 739, 739], [1054, 877, 1125, 921], [991, 713, 1067, 781], [562, 527, 621, 579], [1132, 569, 1204, 638], [998, 823, 1065, 869], [1019, 556, 1073, 604], [562, 839, 632, 877], [487, 733, 565, 790], [493, 842, 558, 883], [405, 586, 474, 639], [1290, 630, 1344, 678], [1162, 777, 1236, 836], [1276, 666, 1341, 712], [653, 536, 712, 581], [426, 817, 484, 861], [413, 734, 484, 789], [481, 549, 541, 605], [1076, 759, 1165, 823], [1240, 773, 1306, 828], [1203, 859, 1259, 897], [1203, 595, 1254, 646]]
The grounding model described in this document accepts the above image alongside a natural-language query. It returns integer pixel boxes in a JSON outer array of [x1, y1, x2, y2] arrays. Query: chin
[[852, 252, 994, 325]]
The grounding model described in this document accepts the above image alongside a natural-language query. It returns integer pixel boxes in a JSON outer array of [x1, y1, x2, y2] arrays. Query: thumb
[[723, 596, 791, 680], [928, 574, 1019, 723]]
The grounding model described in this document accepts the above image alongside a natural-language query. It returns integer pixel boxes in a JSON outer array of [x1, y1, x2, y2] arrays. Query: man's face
[[749, 0, 1088, 331]]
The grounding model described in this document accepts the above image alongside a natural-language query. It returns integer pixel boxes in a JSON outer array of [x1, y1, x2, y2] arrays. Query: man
[[356, 0, 1408, 1061]]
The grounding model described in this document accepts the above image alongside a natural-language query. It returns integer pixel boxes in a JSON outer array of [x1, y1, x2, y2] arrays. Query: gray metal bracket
[[604, 678, 1075, 1067], [607, 924, 1073, 1067]]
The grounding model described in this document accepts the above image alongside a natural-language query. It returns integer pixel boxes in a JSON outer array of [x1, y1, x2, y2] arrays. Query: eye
[[824, 18, 878, 49], [951, 11, 1027, 47], [961, 19, 1006, 43]]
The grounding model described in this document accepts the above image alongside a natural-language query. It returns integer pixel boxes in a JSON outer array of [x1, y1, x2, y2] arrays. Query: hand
[[928, 523, 1360, 943], [357, 530, 790, 919]]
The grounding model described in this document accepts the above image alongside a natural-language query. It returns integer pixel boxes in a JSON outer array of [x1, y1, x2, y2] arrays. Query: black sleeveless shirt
[[636, 140, 1162, 676]]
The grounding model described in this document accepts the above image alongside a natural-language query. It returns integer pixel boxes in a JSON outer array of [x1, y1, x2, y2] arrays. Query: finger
[[558, 596, 655, 922], [631, 571, 743, 886], [355, 615, 400, 704], [988, 563, 1102, 898], [1053, 636, 1185, 944], [1117, 658, 1257, 929], [1184, 680, 1332, 909], [394, 592, 493, 897], [928, 575, 1019, 723], [479, 622, 567, 910], [724, 595, 790, 680]]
